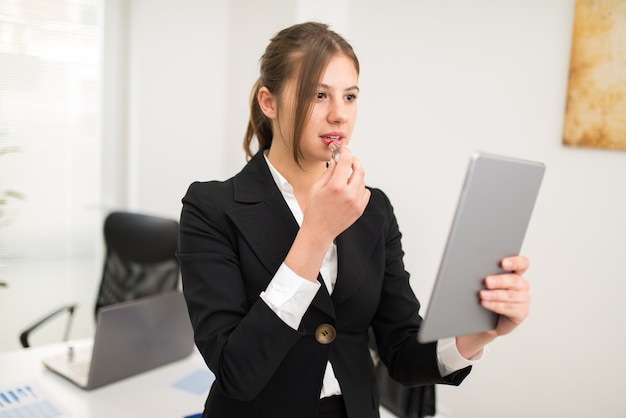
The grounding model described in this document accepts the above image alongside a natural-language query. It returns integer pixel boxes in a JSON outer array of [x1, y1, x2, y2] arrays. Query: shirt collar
[[263, 150, 294, 196]]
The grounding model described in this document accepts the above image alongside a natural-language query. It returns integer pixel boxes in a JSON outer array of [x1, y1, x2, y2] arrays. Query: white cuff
[[436, 337, 486, 377], [260, 263, 320, 330]]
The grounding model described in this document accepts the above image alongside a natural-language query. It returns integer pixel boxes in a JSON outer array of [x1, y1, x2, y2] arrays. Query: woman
[[178, 22, 530, 418]]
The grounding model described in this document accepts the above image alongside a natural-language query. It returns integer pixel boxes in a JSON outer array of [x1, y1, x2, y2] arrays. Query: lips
[[321, 133, 344, 146]]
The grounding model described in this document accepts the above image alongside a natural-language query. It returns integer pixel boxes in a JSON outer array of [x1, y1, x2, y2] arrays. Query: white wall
[[115, 1, 626, 417]]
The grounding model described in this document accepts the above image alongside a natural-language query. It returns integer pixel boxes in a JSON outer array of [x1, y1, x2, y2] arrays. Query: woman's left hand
[[455, 255, 531, 359], [479, 255, 531, 337]]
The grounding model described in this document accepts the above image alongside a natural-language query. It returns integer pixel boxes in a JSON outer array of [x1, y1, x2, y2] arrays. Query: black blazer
[[178, 150, 470, 418]]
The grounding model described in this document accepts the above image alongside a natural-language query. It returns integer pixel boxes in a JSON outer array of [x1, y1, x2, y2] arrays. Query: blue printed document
[[0, 381, 68, 418], [171, 369, 214, 395]]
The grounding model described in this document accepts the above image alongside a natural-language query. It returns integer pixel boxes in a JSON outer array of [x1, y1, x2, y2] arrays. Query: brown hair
[[243, 22, 360, 163]]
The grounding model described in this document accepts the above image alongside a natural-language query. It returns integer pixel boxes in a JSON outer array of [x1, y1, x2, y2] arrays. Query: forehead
[[320, 54, 359, 87], [278, 53, 358, 100]]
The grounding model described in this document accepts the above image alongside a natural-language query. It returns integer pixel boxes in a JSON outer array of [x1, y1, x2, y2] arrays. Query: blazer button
[[315, 324, 336, 344]]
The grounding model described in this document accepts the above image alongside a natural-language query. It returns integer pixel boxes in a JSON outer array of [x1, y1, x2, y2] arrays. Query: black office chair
[[19, 211, 180, 348]]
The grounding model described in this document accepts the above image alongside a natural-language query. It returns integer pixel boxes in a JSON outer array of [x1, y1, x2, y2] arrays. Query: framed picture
[[563, 0, 626, 150]]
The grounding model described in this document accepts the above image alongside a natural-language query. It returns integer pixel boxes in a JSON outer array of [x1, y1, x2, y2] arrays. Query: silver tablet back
[[418, 152, 545, 343]]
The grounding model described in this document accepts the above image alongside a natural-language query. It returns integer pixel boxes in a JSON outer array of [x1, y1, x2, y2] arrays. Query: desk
[[0, 340, 212, 418], [0, 341, 403, 418]]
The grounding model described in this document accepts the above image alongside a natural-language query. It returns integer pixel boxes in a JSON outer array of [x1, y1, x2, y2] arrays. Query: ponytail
[[243, 78, 273, 160]]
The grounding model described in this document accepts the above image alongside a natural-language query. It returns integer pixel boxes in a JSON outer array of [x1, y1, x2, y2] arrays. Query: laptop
[[417, 152, 545, 343], [43, 290, 195, 390]]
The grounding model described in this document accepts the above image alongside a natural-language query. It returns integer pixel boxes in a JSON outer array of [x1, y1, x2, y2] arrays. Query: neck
[[266, 147, 325, 194]]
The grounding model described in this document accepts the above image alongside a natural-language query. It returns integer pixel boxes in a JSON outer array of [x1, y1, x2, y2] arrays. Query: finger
[[482, 291, 530, 314], [484, 273, 530, 291], [347, 156, 365, 186], [501, 255, 529, 274], [319, 146, 345, 185], [336, 146, 354, 168], [480, 287, 530, 304], [480, 299, 529, 324], [344, 155, 370, 204], [325, 147, 352, 185]]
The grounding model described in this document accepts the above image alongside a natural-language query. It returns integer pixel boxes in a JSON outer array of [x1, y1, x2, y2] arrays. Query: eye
[[345, 93, 358, 102], [316, 91, 327, 100]]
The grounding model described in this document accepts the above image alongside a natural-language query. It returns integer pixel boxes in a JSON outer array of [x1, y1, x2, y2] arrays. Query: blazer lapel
[[226, 151, 298, 276], [225, 151, 336, 319], [331, 207, 384, 306]]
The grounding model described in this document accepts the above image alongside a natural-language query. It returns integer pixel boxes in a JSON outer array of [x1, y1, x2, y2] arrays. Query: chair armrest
[[19, 304, 78, 348]]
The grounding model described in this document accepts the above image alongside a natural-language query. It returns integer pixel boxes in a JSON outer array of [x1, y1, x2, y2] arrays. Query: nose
[[328, 98, 348, 125]]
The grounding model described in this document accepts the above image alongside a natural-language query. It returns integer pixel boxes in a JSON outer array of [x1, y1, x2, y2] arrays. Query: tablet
[[417, 152, 545, 343]]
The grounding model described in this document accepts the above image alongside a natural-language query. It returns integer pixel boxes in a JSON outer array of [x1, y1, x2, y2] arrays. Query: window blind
[[0, 0, 102, 351]]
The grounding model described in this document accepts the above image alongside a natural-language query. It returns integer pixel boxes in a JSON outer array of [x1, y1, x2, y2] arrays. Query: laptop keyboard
[[68, 360, 90, 378]]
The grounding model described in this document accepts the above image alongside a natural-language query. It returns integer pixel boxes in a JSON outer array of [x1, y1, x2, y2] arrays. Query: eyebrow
[[319, 83, 360, 92]]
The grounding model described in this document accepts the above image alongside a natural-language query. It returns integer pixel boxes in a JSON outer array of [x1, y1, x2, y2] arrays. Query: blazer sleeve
[[368, 189, 471, 387], [177, 181, 305, 401]]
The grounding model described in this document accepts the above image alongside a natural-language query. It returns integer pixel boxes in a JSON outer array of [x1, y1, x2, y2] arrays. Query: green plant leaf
[[0, 146, 20, 156], [4, 190, 24, 199]]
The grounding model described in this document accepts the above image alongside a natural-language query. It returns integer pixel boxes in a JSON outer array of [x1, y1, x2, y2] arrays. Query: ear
[[257, 86, 277, 120]]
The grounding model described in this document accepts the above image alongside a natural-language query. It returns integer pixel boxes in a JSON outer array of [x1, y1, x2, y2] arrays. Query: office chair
[[19, 211, 180, 348]]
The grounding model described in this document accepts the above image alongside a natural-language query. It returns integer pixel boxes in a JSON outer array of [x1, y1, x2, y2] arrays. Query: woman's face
[[277, 53, 359, 166]]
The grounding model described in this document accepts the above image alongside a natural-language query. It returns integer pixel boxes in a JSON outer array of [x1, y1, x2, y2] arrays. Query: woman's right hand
[[285, 146, 370, 282], [303, 145, 371, 243]]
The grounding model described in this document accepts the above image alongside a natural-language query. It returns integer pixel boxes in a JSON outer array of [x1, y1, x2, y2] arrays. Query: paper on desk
[[0, 381, 68, 418], [171, 369, 214, 395]]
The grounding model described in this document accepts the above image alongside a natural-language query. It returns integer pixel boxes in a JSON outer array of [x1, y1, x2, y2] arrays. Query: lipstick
[[329, 141, 340, 163], [321, 134, 343, 163]]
